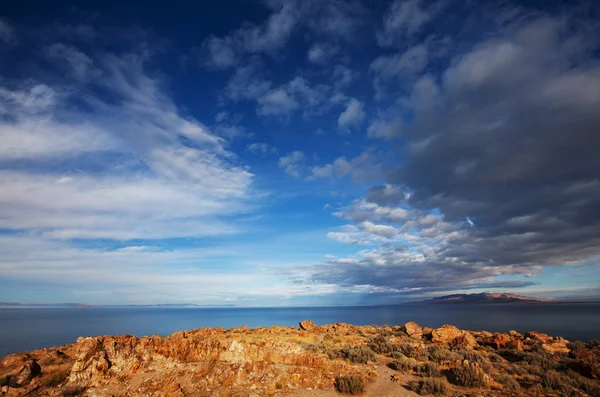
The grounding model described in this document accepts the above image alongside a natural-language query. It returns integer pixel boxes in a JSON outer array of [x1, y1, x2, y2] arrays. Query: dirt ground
[[286, 365, 420, 397]]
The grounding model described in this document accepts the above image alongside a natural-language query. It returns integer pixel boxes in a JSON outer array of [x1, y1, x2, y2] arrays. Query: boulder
[[432, 325, 477, 349], [400, 321, 423, 339], [299, 320, 317, 331], [507, 339, 524, 351], [16, 360, 41, 385], [542, 338, 570, 355], [491, 333, 511, 350]]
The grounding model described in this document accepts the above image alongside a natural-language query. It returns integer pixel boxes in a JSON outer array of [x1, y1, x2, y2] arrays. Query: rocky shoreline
[[1, 321, 599, 396]]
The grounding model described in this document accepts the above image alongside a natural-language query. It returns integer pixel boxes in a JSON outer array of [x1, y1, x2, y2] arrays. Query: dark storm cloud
[[306, 13, 600, 294]]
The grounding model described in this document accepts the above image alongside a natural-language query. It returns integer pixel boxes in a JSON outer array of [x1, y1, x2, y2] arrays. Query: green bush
[[409, 377, 449, 396], [334, 375, 365, 394], [417, 362, 441, 377], [427, 345, 461, 363], [449, 363, 486, 387], [338, 345, 376, 364], [388, 356, 419, 372], [368, 335, 396, 354], [304, 343, 375, 364], [494, 373, 520, 390], [399, 343, 420, 358]]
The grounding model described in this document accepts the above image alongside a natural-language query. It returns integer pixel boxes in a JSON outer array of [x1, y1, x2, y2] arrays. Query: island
[[1, 321, 598, 396], [422, 292, 543, 304]]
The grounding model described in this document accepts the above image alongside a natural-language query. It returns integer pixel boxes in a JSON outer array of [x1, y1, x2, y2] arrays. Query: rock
[[524, 331, 552, 344], [299, 320, 317, 331], [542, 338, 570, 354], [16, 360, 41, 385], [491, 333, 511, 350], [432, 325, 478, 348], [400, 321, 423, 339], [508, 330, 522, 338], [391, 374, 402, 383], [507, 339, 524, 351]]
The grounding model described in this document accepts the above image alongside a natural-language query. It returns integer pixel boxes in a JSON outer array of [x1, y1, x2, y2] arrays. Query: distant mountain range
[[422, 292, 544, 303]]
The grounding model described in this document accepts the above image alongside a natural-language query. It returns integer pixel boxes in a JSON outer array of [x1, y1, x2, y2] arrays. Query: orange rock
[[491, 333, 511, 350], [299, 320, 317, 331], [400, 321, 423, 339], [432, 325, 477, 348]]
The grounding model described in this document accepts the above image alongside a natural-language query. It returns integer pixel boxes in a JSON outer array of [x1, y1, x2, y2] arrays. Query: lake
[[1, 303, 599, 358]]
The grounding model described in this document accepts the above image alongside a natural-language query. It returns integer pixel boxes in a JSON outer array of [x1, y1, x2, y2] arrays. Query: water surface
[[1, 303, 599, 358]]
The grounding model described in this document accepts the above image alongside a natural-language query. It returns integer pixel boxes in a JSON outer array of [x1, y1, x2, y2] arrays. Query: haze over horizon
[[1, 0, 599, 306]]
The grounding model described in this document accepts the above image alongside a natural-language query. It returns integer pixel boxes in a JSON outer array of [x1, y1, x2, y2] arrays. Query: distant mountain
[[422, 292, 543, 303]]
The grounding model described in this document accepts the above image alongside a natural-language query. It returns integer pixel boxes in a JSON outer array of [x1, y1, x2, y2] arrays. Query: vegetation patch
[[449, 363, 486, 387], [409, 377, 449, 396], [334, 375, 365, 395]]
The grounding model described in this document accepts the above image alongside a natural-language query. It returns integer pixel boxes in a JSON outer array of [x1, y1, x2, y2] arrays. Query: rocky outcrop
[[431, 325, 478, 349], [0, 322, 595, 397], [15, 361, 40, 385], [299, 320, 317, 331], [525, 331, 570, 354], [400, 321, 423, 339]]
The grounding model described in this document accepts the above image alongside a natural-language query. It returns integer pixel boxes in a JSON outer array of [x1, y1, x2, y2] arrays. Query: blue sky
[[0, 0, 599, 306]]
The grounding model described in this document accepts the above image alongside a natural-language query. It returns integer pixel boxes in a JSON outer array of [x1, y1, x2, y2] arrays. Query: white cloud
[[201, 2, 300, 68], [338, 98, 365, 131], [46, 43, 98, 81], [203, 36, 237, 69], [247, 142, 277, 155], [310, 152, 382, 183], [307, 43, 339, 64], [310, 164, 333, 180], [0, 48, 252, 240], [370, 44, 429, 80], [377, 0, 444, 46], [333, 65, 358, 88], [279, 151, 306, 178], [368, 115, 403, 139], [257, 87, 299, 116]]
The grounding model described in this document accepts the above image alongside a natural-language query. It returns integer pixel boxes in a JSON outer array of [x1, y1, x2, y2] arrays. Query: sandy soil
[[286, 365, 420, 397]]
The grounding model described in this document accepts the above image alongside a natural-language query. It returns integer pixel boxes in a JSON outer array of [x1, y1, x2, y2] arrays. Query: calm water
[[1, 303, 599, 358]]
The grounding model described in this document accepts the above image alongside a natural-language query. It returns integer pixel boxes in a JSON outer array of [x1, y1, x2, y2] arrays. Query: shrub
[[338, 345, 376, 364], [449, 363, 486, 387], [60, 386, 86, 397], [42, 369, 70, 387], [304, 343, 375, 364], [409, 377, 449, 396], [524, 350, 557, 372], [541, 371, 574, 395], [427, 345, 461, 363], [494, 373, 520, 390], [459, 349, 493, 373], [368, 335, 396, 354], [334, 375, 365, 394], [399, 343, 420, 359], [417, 362, 442, 377], [388, 356, 419, 372]]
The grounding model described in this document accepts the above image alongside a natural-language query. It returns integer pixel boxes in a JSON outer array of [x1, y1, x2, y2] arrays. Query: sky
[[0, 0, 599, 306]]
